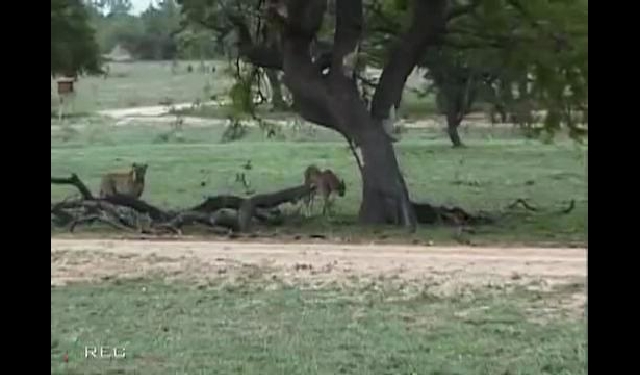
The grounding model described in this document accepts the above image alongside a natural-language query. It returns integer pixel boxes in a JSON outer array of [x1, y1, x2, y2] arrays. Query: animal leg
[[327, 197, 335, 217], [322, 195, 330, 216], [324, 196, 336, 218], [58, 98, 63, 123], [307, 193, 316, 217], [303, 194, 311, 217]]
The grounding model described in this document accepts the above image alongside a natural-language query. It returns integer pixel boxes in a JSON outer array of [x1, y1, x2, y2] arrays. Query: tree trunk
[[265, 69, 287, 110], [498, 104, 507, 123], [446, 111, 464, 148], [356, 127, 416, 229], [223, 0, 451, 230]]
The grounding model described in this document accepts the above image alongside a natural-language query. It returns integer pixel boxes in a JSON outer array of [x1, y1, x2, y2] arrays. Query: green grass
[[167, 78, 443, 122], [51, 60, 234, 112], [170, 88, 442, 122], [397, 89, 439, 120], [51, 60, 443, 119], [51, 60, 586, 375], [51, 278, 586, 375], [51, 121, 587, 246], [50, 60, 586, 245]]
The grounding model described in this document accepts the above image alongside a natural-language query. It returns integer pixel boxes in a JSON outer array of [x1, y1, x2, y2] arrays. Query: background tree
[[135, 1, 181, 59], [422, 48, 485, 147], [102, 0, 133, 16], [366, 0, 587, 144], [445, 0, 588, 139], [85, 0, 188, 60], [175, 25, 218, 62], [52, 0, 102, 76]]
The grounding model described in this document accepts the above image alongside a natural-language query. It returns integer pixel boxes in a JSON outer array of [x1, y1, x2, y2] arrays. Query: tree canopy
[[85, 0, 209, 60], [51, 0, 102, 76]]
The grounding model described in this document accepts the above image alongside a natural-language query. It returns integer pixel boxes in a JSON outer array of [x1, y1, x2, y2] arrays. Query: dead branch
[[248, 184, 312, 208], [59, 200, 147, 231], [505, 198, 577, 215], [51, 174, 94, 199], [507, 198, 538, 211], [237, 184, 312, 231], [51, 204, 75, 227], [412, 201, 493, 225], [52, 173, 499, 234], [70, 214, 137, 233], [166, 209, 240, 232], [151, 223, 183, 236], [189, 195, 245, 212], [559, 199, 575, 214], [100, 195, 172, 222], [51, 173, 312, 234]]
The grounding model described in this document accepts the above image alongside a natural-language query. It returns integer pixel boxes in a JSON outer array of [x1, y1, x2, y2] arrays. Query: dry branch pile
[[51, 174, 311, 234], [51, 173, 500, 235]]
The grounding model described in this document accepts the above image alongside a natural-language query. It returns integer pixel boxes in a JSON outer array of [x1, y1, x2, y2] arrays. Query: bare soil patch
[[51, 238, 584, 285], [51, 238, 587, 321]]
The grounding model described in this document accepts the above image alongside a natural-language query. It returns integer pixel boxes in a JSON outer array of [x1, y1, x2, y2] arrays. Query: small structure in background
[[102, 44, 133, 63], [56, 76, 75, 95], [56, 76, 77, 122]]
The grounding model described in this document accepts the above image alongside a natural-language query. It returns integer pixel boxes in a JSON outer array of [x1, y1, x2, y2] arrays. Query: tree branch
[[371, 0, 448, 122], [505, 0, 571, 51], [330, 0, 363, 78], [365, 0, 401, 34], [51, 174, 94, 200], [446, 0, 482, 21], [274, 0, 357, 135], [100, 195, 172, 222], [219, 4, 340, 132], [228, 15, 284, 70]]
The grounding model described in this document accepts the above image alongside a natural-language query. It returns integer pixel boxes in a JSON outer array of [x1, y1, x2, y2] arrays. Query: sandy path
[[96, 100, 222, 119], [51, 239, 586, 292], [87, 101, 511, 129]]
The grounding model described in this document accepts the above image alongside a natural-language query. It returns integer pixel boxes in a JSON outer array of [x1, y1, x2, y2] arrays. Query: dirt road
[[87, 101, 508, 130], [51, 239, 586, 294]]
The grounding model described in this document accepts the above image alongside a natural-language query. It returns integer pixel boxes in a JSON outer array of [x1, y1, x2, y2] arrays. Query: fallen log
[[52, 173, 497, 233], [51, 174, 93, 199], [51, 174, 312, 233]]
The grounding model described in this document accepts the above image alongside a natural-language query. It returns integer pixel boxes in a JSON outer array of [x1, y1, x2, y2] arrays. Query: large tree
[[178, 0, 587, 228], [177, 0, 486, 229], [51, 0, 102, 76]]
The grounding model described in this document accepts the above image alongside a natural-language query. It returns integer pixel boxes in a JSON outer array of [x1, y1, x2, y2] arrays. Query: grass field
[[51, 60, 234, 113], [51, 119, 587, 246], [51, 60, 587, 375], [51, 60, 436, 119], [51, 276, 585, 375]]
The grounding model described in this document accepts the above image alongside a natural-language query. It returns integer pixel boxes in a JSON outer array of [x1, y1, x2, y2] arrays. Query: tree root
[[412, 201, 494, 225]]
